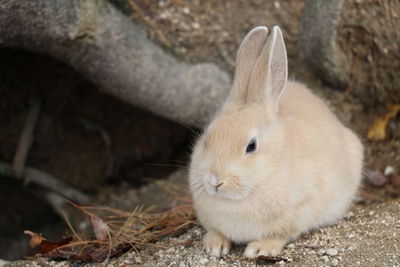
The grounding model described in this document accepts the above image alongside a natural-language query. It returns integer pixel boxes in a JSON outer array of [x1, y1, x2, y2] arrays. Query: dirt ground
[[4, 170, 400, 267], [1, 0, 399, 263]]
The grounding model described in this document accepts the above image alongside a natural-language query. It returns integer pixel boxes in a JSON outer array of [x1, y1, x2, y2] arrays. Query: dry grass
[[26, 198, 196, 263]]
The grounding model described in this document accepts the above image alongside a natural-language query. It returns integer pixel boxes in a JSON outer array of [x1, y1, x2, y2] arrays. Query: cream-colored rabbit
[[189, 26, 363, 258]]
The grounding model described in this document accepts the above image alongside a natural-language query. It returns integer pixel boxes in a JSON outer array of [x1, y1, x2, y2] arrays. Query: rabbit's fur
[[189, 26, 363, 258]]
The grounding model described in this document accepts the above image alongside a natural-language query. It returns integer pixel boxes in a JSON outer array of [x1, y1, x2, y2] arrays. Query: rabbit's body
[[189, 26, 363, 258], [193, 81, 362, 242]]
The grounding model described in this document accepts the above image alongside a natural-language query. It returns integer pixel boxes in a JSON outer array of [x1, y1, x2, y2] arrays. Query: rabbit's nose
[[208, 174, 224, 189]]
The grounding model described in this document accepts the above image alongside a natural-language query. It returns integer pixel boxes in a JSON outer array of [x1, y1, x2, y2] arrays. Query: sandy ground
[[3, 171, 400, 267]]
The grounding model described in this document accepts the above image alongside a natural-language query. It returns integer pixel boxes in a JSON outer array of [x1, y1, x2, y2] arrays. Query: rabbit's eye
[[245, 138, 257, 154]]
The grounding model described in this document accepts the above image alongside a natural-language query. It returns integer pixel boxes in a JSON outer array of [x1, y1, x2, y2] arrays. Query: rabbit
[[188, 26, 363, 258]]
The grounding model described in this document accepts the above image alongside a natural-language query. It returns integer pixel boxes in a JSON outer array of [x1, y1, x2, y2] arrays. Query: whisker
[[143, 162, 208, 175], [192, 184, 204, 194], [190, 181, 202, 187]]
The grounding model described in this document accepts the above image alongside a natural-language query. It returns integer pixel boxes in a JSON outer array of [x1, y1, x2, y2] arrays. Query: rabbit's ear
[[229, 27, 268, 103], [248, 26, 287, 115]]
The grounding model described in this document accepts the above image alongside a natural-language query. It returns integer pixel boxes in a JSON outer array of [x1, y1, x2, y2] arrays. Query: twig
[[0, 161, 89, 204], [12, 99, 41, 177]]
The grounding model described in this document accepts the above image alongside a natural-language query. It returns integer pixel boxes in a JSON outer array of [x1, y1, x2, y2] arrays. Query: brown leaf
[[90, 215, 111, 240], [24, 230, 45, 248], [367, 104, 400, 141], [24, 230, 72, 253]]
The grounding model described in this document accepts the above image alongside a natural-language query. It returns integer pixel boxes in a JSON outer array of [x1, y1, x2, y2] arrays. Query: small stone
[[369, 211, 375, 216], [318, 249, 326, 255], [179, 262, 186, 267], [363, 169, 387, 187], [347, 211, 355, 217], [327, 248, 338, 256], [321, 255, 329, 262], [273, 1, 281, 9], [192, 22, 200, 30], [332, 258, 339, 266], [166, 247, 175, 253], [199, 258, 209, 264], [182, 7, 190, 14], [384, 166, 395, 176], [278, 260, 286, 265], [287, 243, 295, 249]]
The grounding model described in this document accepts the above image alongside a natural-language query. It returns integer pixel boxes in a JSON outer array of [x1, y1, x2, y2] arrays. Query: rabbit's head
[[190, 26, 288, 200]]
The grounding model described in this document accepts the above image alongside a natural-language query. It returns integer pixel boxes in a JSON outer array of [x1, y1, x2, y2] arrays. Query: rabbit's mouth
[[203, 178, 251, 200]]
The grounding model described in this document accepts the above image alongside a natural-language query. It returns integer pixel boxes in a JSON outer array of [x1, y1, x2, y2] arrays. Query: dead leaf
[[90, 215, 111, 240], [24, 230, 72, 253], [367, 104, 400, 141], [24, 230, 45, 248]]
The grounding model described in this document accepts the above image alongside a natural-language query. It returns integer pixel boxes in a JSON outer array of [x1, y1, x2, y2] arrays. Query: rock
[[287, 243, 295, 249], [199, 258, 209, 264], [363, 169, 387, 187], [299, 0, 349, 90], [326, 248, 338, 256], [317, 249, 326, 256], [0, 259, 9, 267], [383, 166, 395, 177], [321, 255, 330, 262], [332, 258, 339, 266]]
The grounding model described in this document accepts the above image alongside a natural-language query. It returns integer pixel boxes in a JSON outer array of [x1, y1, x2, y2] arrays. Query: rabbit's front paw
[[203, 230, 231, 257], [244, 239, 285, 258]]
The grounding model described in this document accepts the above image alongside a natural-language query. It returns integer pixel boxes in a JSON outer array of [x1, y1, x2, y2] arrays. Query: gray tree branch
[[0, 0, 231, 126]]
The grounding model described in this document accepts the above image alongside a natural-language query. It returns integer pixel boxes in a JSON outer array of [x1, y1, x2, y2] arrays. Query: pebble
[[192, 22, 200, 30], [287, 243, 295, 249], [199, 258, 209, 264], [327, 248, 338, 256], [321, 255, 329, 262], [182, 7, 190, 14], [318, 249, 326, 255], [332, 258, 339, 265], [179, 262, 186, 267], [384, 166, 395, 176], [0, 260, 9, 267]]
